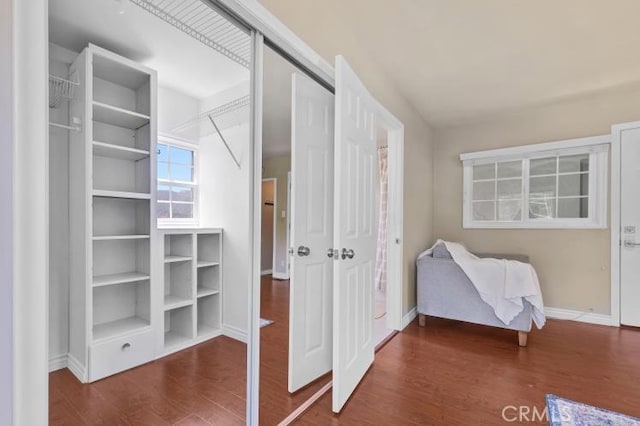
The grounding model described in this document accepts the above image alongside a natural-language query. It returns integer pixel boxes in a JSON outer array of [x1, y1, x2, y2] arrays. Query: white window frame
[[461, 135, 609, 229], [157, 134, 199, 227]]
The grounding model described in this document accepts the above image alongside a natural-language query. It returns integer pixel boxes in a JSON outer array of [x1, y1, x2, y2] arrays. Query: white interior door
[[288, 72, 335, 392], [620, 126, 640, 327], [332, 55, 378, 413]]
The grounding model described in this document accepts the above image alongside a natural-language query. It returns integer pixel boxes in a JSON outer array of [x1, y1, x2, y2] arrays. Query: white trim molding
[[400, 307, 417, 330], [544, 307, 615, 327], [48, 354, 68, 372], [609, 121, 640, 328], [260, 269, 273, 276], [272, 272, 289, 280], [223, 323, 249, 344], [66, 353, 88, 383]]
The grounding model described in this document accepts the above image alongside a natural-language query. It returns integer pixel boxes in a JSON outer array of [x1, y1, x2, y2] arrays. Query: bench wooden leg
[[518, 331, 528, 347], [418, 314, 426, 327]]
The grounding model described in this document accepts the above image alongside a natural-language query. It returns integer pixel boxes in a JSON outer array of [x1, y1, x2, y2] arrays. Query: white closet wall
[[49, 46, 74, 365], [158, 86, 199, 139], [199, 81, 251, 340]]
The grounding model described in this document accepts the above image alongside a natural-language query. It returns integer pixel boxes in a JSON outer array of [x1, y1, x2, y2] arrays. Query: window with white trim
[[157, 137, 198, 224], [461, 136, 608, 229]]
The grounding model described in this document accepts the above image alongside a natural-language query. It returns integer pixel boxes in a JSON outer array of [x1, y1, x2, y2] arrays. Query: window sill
[[463, 221, 607, 230]]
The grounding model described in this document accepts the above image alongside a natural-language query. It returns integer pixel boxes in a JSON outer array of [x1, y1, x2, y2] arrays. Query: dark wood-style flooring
[[50, 335, 247, 425], [49, 275, 328, 425], [259, 276, 331, 425], [49, 277, 640, 425], [296, 316, 640, 425]]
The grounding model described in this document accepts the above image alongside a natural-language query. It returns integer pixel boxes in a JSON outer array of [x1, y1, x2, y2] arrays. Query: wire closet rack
[[129, 0, 251, 68], [49, 74, 81, 132], [49, 74, 79, 108]]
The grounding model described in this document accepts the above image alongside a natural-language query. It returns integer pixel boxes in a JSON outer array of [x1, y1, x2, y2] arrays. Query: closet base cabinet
[[160, 229, 223, 356], [68, 44, 157, 383]]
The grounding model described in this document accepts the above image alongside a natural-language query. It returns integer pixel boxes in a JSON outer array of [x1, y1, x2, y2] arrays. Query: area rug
[[546, 394, 640, 426], [260, 318, 274, 328]]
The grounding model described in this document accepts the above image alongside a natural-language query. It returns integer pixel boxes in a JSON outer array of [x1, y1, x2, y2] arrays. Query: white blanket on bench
[[419, 240, 546, 329]]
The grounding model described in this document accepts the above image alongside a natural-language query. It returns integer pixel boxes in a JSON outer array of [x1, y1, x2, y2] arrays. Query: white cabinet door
[[288, 72, 335, 392], [620, 126, 640, 326], [332, 56, 377, 413]]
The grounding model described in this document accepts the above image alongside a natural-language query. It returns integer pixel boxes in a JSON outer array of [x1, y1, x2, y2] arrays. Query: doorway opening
[[261, 178, 277, 276]]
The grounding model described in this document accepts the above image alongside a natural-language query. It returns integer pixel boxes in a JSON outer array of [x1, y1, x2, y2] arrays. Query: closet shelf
[[197, 260, 219, 268], [197, 324, 219, 338], [93, 272, 150, 287], [164, 295, 193, 311], [164, 331, 191, 349], [197, 287, 219, 298], [93, 189, 151, 200], [92, 235, 150, 241], [93, 316, 150, 342], [164, 255, 192, 263], [93, 141, 150, 161], [93, 101, 150, 130]]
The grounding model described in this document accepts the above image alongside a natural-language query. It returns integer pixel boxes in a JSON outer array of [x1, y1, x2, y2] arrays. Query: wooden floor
[[296, 316, 640, 425], [49, 279, 640, 425], [49, 335, 247, 425], [259, 276, 331, 425], [49, 275, 328, 425]]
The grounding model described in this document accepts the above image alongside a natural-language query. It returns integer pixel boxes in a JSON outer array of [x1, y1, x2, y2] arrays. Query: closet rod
[[49, 122, 80, 132], [208, 115, 241, 169]]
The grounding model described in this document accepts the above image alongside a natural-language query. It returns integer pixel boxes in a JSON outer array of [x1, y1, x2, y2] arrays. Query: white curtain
[[375, 147, 388, 292]]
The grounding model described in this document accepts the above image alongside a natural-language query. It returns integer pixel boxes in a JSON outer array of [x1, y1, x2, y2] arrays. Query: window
[[461, 136, 608, 229], [157, 136, 198, 224]]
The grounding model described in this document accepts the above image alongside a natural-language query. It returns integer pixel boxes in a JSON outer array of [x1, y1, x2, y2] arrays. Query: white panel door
[[288, 72, 335, 392], [620, 126, 640, 326], [332, 56, 377, 413]]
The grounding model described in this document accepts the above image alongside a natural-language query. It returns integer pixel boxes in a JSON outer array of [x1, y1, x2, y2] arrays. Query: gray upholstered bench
[[416, 244, 533, 347]]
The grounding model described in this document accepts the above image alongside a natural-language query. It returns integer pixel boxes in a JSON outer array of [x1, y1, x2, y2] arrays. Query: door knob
[[297, 246, 311, 256], [624, 240, 640, 248], [341, 248, 355, 259]]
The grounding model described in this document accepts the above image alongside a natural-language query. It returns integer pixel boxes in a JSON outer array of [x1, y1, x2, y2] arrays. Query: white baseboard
[[272, 272, 289, 280], [223, 324, 248, 343], [400, 306, 417, 330], [67, 353, 87, 383], [544, 307, 615, 327], [48, 354, 67, 372], [260, 269, 273, 276]]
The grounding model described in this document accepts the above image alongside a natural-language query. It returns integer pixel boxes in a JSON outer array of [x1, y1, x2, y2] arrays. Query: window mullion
[[523, 158, 530, 225]]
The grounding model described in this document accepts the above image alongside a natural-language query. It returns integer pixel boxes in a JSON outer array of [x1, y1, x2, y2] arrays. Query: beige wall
[[263, 154, 291, 277], [260, 1, 436, 315], [434, 87, 640, 315]]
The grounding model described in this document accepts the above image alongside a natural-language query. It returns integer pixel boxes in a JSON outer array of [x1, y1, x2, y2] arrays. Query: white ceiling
[[260, 0, 640, 127], [49, 0, 249, 100]]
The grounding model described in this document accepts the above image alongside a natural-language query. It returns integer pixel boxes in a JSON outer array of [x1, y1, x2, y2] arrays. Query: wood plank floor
[[50, 335, 247, 425], [295, 316, 640, 425], [49, 275, 328, 425], [259, 276, 331, 425]]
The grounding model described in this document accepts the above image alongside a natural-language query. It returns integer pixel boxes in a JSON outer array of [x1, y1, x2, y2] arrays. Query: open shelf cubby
[[93, 131, 150, 194], [196, 264, 219, 298], [92, 239, 150, 285], [164, 260, 193, 311], [92, 280, 150, 342], [197, 233, 220, 265], [164, 305, 193, 349], [164, 233, 193, 263], [197, 294, 221, 337], [93, 197, 150, 238], [92, 52, 151, 117]]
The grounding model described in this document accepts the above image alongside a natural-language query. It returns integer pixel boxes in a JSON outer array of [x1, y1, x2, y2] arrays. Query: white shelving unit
[[68, 44, 157, 383], [161, 229, 222, 355]]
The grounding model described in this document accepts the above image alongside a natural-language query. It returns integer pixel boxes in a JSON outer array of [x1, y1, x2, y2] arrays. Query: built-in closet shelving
[[161, 229, 222, 355], [68, 44, 157, 382]]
